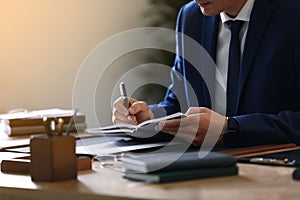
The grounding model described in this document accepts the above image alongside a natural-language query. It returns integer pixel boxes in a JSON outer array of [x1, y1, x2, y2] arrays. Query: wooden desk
[[1, 161, 300, 200], [1, 131, 300, 200]]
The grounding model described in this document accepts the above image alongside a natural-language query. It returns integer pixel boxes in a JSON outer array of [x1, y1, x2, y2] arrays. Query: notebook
[[86, 112, 186, 139], [123, 165, 238, 183], [121, 151, 237, 173], [121, 151, 238, 183]]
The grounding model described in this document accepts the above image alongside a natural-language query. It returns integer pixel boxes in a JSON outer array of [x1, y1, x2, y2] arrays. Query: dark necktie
[[226, 20, 244, 116]]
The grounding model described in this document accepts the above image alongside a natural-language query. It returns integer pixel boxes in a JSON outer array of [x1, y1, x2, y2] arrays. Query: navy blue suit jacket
[[150, 0, 300, 146]]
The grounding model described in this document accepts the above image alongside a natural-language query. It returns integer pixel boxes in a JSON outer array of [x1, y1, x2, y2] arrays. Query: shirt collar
[[220, 0, 255, 23]]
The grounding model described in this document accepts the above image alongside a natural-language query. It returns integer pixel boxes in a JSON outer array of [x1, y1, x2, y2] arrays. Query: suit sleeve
[[224, 23, 300, 147], [149, 6, 188, 118], [223, 111, 300, 147]]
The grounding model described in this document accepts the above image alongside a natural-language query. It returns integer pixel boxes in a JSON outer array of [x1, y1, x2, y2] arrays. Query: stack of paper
[[0, 108, 86, 136]]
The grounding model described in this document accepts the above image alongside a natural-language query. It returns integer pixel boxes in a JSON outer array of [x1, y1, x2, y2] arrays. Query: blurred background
[[0, 0, 190, 127]]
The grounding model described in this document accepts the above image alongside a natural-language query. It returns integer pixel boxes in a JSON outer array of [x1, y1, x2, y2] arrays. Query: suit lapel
[[201, 15, 219, 62], [236, 0, 275, 112]]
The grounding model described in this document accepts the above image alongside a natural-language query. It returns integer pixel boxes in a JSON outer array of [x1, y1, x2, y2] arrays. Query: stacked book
[[121, 151, 238, 183], [0, 108, 86, 136]]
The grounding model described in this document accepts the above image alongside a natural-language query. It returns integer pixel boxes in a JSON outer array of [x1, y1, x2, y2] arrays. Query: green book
[[123, 165, 238, 183]]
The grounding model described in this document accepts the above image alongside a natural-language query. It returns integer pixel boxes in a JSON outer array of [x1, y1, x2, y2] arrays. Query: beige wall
[[0, 0, 157, 127]]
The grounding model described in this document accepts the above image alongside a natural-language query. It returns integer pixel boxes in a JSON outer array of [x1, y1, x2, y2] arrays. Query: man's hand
[[112, 97, 153, 125], [156, 107, 227, 146]]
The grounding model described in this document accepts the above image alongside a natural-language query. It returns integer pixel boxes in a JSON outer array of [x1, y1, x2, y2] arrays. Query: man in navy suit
[[113, 0, 300, 147]]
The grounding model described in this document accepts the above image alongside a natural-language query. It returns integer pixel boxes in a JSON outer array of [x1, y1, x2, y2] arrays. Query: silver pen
[[119, 82, 131, 120], [249, 157, 296, 166]]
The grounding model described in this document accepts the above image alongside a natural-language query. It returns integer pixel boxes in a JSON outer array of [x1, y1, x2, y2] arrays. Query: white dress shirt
[[214, 0, 255, 114]]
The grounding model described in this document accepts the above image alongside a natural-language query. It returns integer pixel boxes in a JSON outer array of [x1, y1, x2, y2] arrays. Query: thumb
[[186, 107, 210, 115], [128, 97, 138, 106], [129, 101, 149, 115]]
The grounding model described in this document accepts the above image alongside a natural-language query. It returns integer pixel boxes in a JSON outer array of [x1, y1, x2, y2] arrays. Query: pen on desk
[[119, 82, 131, 120], [249, 157, 296, 166], [65, 109, 78, 136]]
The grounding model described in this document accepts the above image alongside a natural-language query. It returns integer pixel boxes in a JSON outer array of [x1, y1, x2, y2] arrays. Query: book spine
[[7, 115, 86, 127], [123, 165, 238, 183], [7, 123, 87, 136]]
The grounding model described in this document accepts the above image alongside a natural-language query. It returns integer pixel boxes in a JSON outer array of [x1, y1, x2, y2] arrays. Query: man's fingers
[[112, 110, 132, 124], [158, 116, 199, 130], [129, 115, 138, 125], [113, 118, 132, 125], [163, 128, 201, 146], [186, 107, 210, 115], [129, 101, 148, 115], [155, 118, 190, 134], [128, 98, 137, 106], [113, 97, 130, 116], [155, 116, 203, 146]]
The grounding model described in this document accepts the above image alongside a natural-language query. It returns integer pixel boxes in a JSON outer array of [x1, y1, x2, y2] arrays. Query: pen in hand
[[119, 82, 132, 121]]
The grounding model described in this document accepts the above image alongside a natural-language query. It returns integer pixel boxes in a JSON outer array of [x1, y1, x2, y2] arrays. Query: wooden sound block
[[1, 156, 30, 174]]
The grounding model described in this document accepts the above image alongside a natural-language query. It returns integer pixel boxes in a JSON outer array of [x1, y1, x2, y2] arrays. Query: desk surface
[[1, 132, 300, 200], [0, 132, 30, 149], [1, 161, 300, 200]]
